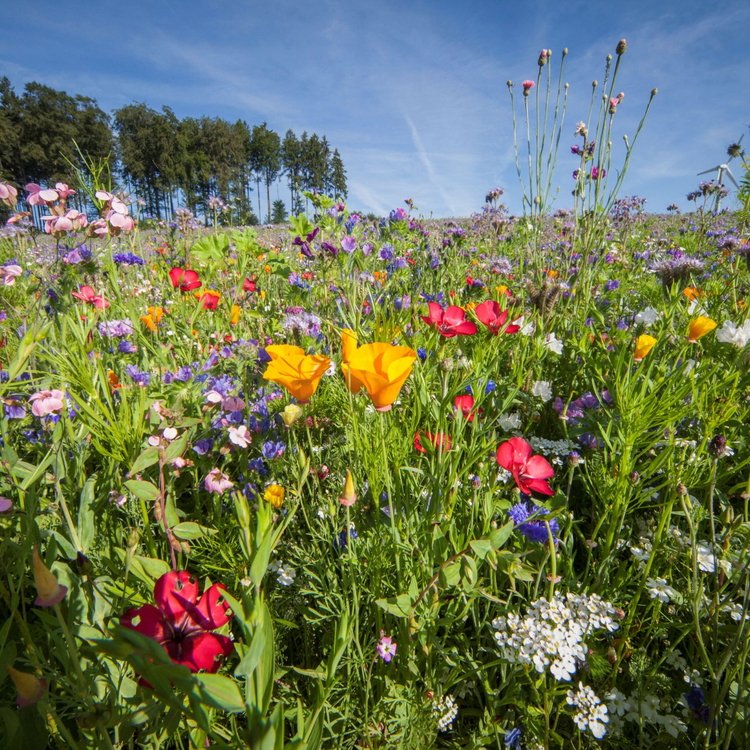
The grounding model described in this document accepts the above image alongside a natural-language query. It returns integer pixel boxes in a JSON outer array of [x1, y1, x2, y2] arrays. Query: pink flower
[[204, 468, 234, 494], [590, 166, 606, 180], [43, 210, 88, 236], [29, 389, 66, 417], [522, 80, 535, 95], [376, 631, 397, 663], [421, 302, 477, 337], [121, 570, 234, 673], [25, 183, 55, 206], [0, 182, 18, 207], [0, 264, 23, 286], [72, 285, 109, 309], [496, 437, 555, 496]]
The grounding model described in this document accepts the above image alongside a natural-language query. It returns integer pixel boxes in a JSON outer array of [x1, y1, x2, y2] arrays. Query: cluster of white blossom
[[605, 689, 687, 738], [567, 682, 608, 739], [431, 694, 458, 732], [492, 592, 619, 681]]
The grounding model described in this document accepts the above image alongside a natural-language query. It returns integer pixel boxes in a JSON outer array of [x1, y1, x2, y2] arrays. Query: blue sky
[[2, 0, 748, 217]]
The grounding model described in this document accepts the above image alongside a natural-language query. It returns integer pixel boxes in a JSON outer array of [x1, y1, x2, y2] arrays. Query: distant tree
[[271, 199, 288, 224], [329, 148, 347, 199], [249, 123, 281, 222], [281, 129, 303, 215], [0, 78, 21, 183]]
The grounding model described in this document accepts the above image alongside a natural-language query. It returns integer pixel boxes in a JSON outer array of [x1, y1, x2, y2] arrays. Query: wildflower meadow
[[1, 41, 750, 749]]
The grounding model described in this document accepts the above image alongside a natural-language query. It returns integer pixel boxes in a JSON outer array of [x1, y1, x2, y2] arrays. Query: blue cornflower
[[118, 340, 137, 354], [335, 524, 359, 551], [248, 457, 269, 476], [124, 365, 151, 386], [508, 500, 559, 544], [261, 441, 286, 460], [112, 252, 145, 265], [485, 381, 496, 394]]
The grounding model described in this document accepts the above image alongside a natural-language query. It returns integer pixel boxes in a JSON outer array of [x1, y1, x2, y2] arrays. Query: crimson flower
[[496, 437, 555, 496], [71, 285, 109, 309], [169, 267, 202, 292], [121, 571, 233, 673], [198, 290, 221, 310], [243, 276, 258, 293], [474, 300, 520, 335], [421, 302, 477, 337], [414, 431, 452, 454], [453, 394, 478, 422]]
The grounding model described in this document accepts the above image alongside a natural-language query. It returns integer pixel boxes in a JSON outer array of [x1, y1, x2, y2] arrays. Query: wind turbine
[[696, 135, 743, 211]]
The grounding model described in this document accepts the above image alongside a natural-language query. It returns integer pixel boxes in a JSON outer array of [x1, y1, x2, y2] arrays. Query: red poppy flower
[[121, 571, 233, 673], [453, 394, 478, 422], [71, 285, 109, 310], [169, 267, 202, 292], [198, 291, 221, 310], [243, 276, 257, 293], [474, 300, 519, 335], [496, 437, 555, 496], [414, 431, 452, 454], [421, 302, 477, 338]]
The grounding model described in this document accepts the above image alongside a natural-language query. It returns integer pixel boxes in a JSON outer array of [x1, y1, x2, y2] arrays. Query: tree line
[[0, 77, 347, 224]]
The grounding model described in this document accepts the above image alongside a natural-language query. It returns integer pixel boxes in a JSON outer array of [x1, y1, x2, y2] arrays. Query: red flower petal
[[192, 583, 233, 630], [496, 437, 533, 470], [522, 475, 555, 496], [525, 454, 555, 480], [171, 632, 234, 673], [121, 604, 169, 643], [154, 571, 199, 626], [421, 301, 443, 326]]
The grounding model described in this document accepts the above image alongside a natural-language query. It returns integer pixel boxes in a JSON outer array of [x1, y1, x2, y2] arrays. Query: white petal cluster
[[567, 682, 608, 739], [267, 559, 296, 587], [646, 577, 678, 603], [716, 319, 750, 348], [492, 593, 619, 682], [432, 694, 458, 732]]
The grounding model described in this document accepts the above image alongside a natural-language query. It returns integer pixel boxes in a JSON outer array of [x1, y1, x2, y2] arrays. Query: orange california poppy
[[263, 344, 331, 403]]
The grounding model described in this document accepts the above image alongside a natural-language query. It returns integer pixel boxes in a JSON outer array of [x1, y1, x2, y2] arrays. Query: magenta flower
[[204, 468, 234, 494], [121, 570, 234, 673], [376, 631, 397, 663], [29, 389, 66, 417], [522, 80, 535, 95]]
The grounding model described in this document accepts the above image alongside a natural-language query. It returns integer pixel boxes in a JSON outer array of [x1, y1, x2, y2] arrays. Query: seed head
[[616, 38, 627, 55]]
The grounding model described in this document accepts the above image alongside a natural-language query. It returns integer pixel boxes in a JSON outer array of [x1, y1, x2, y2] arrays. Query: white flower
[[567, 682, 608, 739], [228, 425, 251, 448], [716, 319, 750, 348], [498, 412, 522, 431], [605, 688, 631, 717], [646, 577, 678, 604], [634, 306, 659, 326], [532, 380, 553, 402], [695, 542, 716, 573], [518, 317, 536, 336], [268, 560, 296, 586], [545, 333, 564, 355], [163, 427, 178, 441]]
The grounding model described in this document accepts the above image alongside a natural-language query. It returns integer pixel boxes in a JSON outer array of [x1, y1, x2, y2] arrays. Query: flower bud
[[339, 470, 357, 507], [32, 546, 67, 607], [708, 434, 727, 458], [6, 666, 48, 707], [616, 38, 627, 55], [281, 403, 303, 427]]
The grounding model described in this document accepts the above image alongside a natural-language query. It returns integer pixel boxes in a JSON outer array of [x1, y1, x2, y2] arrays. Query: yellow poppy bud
[[687, 316, 717, 343], [633, 334, 657, 362], [339, 470, 356, 507]]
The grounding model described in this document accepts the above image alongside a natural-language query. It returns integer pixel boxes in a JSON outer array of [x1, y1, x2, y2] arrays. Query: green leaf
[[124, 479, 160, 503], [129, 446, 159, 476], [490, 520, 515, 549], [77, 475, 97, 552], [375, 594, 414, 618], [193, 673, 245, 713], [439, 560, 461, 588], [469, 538, 494, 560], [172, 522, 216, 541]]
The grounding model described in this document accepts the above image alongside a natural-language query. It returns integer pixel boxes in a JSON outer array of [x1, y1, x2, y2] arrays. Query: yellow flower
[[634, 334, 657, 362], [281, 403, 303, 427], [341, 342, 417, 411], [229, 304, 241, 325], [140, 306, 164, 332], [32, 546, 67, 607], [687, 316, 717, 343], [683, 286, 702, 301], [263, 344, 331, 403], [263, 483, 285, 508], [341, 328, 359, 363]]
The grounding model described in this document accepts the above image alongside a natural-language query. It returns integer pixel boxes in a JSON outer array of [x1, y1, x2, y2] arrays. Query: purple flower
[[261, 440, 286, 460], [98, 319, 134, 338], [124, 365, 151, 386], [376, 632, 397, 663], [193, 438, 214, 456], [112, 252, 145, 265], [379, 245, 394, 261], [604, 280, 620, 292], [118, 341, 137, 354], [508, 500, 559, 544], [341, 236, 357, 253]]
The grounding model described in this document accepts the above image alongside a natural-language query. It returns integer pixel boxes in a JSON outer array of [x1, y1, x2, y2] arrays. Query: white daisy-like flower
[[646, 577, 678, 604]]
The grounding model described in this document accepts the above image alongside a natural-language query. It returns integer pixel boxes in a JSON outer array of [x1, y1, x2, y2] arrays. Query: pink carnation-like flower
[[204, 468, 234, 494], [29, 389, 66, 417]]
